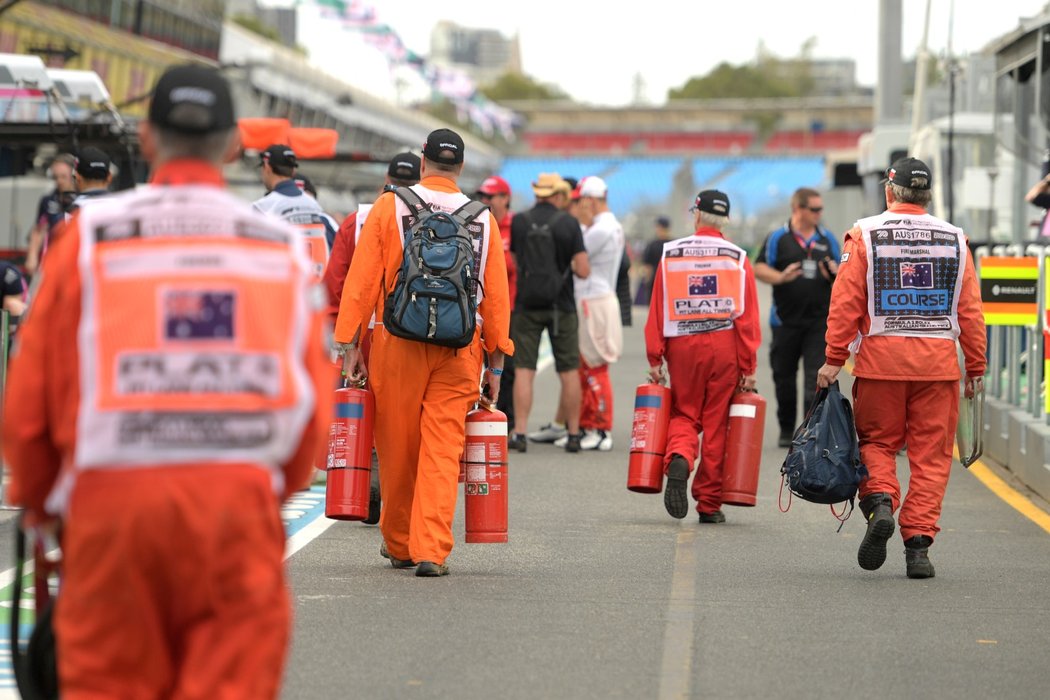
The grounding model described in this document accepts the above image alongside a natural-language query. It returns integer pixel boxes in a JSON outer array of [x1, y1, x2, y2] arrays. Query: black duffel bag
[[779, 381, 868, 523]]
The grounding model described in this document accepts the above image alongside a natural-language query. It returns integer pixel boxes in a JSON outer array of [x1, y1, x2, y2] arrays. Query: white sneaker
[[597, 432, 613, 452], [553, 435, 568, 448], [579, 429, 603, 450], [528, 422, 568, 443]]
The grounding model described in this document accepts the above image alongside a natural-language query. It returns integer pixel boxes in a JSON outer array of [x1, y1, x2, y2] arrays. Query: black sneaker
[[508, 433, 528, 453], [777, 431, 793, 448], [416, 561, 449, 577], [564, 433, 582, 453], [380, 542, 415, 569], [663, 454, 689, 519], [857, 493, 895, 571], [905, 535, 935, 579], [698, 510, 726, 524]]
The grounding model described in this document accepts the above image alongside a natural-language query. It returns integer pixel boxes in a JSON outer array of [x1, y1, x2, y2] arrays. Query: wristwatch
[[335, 341, 358, 357], [487, 367, 504, 376]]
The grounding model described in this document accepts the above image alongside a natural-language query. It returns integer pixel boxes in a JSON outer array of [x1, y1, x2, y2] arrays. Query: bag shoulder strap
[[450, 199, 489, 228], [393, 187, 432, 217]]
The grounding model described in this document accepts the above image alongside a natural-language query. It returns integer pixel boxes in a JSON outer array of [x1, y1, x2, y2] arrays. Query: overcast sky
[[299, 0, 1048, 106]]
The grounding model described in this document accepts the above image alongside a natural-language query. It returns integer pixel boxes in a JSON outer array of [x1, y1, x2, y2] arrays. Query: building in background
[[429, 21, 521, 88]]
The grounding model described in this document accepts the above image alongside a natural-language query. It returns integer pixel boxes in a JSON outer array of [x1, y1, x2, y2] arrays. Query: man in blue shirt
[[754, 188, 840, 447]]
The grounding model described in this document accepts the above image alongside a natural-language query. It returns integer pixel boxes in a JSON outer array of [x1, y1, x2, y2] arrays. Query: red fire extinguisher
[[627, 383, 671, 493], [722, 390, 766, 507], [462, 405, 508, 543], [326, 381, 375, 520]]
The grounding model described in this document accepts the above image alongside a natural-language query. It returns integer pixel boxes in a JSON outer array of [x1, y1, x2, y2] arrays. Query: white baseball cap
[[575, 176, 608, 199]]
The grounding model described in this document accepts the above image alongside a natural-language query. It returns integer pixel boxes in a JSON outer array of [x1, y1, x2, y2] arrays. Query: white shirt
[[575, 210, 624, 300]]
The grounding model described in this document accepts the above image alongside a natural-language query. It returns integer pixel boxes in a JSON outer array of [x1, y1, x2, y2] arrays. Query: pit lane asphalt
[[282, 299, 1050, 700]]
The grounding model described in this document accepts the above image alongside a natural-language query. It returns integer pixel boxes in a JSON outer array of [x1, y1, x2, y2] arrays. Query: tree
[[668, 62, 799, 100], [480, 72, 568, 102], [668, 37, 819, 101]]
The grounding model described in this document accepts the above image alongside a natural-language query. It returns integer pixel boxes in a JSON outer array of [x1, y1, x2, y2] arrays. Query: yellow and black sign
[[979, 256, 1038, 326]]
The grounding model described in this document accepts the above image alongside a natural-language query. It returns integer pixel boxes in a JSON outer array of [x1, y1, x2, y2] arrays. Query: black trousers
[[770, 321, 827, 434], [496, 350, 516, 426]]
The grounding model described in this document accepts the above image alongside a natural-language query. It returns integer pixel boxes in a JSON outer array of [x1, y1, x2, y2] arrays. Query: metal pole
[[0, 310, 7, 507], [1026, 244, 1046, 416], [1008, 327, 1020, 405], [946, 0, 957, 221]]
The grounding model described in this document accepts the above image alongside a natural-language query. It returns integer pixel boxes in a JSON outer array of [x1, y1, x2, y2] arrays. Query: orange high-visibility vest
[[660, 234, 747, 338], [57, 185, 317, 514]]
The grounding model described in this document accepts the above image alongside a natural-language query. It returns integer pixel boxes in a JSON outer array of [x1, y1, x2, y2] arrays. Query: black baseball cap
[[690, 189, 731, 216], [656, 215, 671, 228], [260, 144, 298, 169], [148, 64, 235, 134], [422, 128, 464, 165], [75, 147, 111, 180], [884, 157, 932, 190], [387, 151, 421, 181]]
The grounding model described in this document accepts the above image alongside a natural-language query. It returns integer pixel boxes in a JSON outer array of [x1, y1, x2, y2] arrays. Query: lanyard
[[788, 220, 819, 253]]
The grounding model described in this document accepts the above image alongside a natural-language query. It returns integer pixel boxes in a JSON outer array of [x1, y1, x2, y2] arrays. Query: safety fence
[[975, 243, 1050, 501], [977, 244, 1046, 418]]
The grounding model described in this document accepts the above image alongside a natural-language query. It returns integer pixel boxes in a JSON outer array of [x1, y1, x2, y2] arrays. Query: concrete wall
[[983, 397, 1050, 502]]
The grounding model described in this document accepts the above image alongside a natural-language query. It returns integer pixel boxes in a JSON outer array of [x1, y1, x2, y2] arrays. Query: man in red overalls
[[817, 157, 986, 578], [645, 190, 761, 523]]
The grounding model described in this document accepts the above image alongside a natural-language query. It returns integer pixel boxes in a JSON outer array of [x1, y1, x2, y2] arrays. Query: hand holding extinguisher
[[337, 337, 367, 384], [738, 373, 757, 392], [480, 350, 506, 408]]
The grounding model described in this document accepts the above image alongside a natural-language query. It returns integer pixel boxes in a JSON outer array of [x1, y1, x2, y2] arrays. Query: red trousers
[[853, 378, 959, 542], [579, 358, 613, 431], [57, 468, 290, 700], [663, 332, 738, 513]]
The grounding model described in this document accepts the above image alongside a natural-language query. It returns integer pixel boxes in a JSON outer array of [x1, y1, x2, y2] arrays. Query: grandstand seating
[[522, 131, 755, 155], [500, 155, 825, 221], [521, 130, 862, 156], [763, 129, 866, 152]]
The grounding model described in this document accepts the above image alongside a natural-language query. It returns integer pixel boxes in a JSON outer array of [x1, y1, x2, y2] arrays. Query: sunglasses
[[806, 206, 823, 213]]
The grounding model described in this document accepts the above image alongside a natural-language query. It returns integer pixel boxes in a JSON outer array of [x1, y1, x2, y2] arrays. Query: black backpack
[[383, 187, 487, 348], [517, 211, 568, 310], [779, 382, 868, 523]]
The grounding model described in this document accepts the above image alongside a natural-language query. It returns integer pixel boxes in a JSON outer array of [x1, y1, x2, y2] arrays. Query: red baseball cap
[[478, 175, 511, 196]]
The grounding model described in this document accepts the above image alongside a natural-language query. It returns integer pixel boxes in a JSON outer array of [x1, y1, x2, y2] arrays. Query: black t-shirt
[[1, 262, 25, 300], [35, 191, 64, 233], [510, 202, 586, 312], [642, 238, 665, 270], [756, 222, 841, 326]]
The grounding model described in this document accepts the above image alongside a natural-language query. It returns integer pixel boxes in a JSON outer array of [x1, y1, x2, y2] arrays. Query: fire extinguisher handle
[[342, 377, 367, 390]]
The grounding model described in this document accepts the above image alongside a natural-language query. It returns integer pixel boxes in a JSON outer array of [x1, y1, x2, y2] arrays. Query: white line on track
[[658, 527, 698, 700], [284, 511, 336, 561]]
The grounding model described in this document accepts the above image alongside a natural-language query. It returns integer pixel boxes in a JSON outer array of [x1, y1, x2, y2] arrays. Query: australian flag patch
[[688, 274, 718, 296], [164, 290, 235, 341], [899, 262, 933, 289]]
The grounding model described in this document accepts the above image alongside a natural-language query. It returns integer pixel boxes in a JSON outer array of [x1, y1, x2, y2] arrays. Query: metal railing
[[1, 309, 9, 507]]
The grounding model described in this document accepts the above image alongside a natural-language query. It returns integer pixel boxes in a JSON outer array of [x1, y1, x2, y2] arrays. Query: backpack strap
[[393, 186, 432, 217], [450, 199, 489, 228]]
